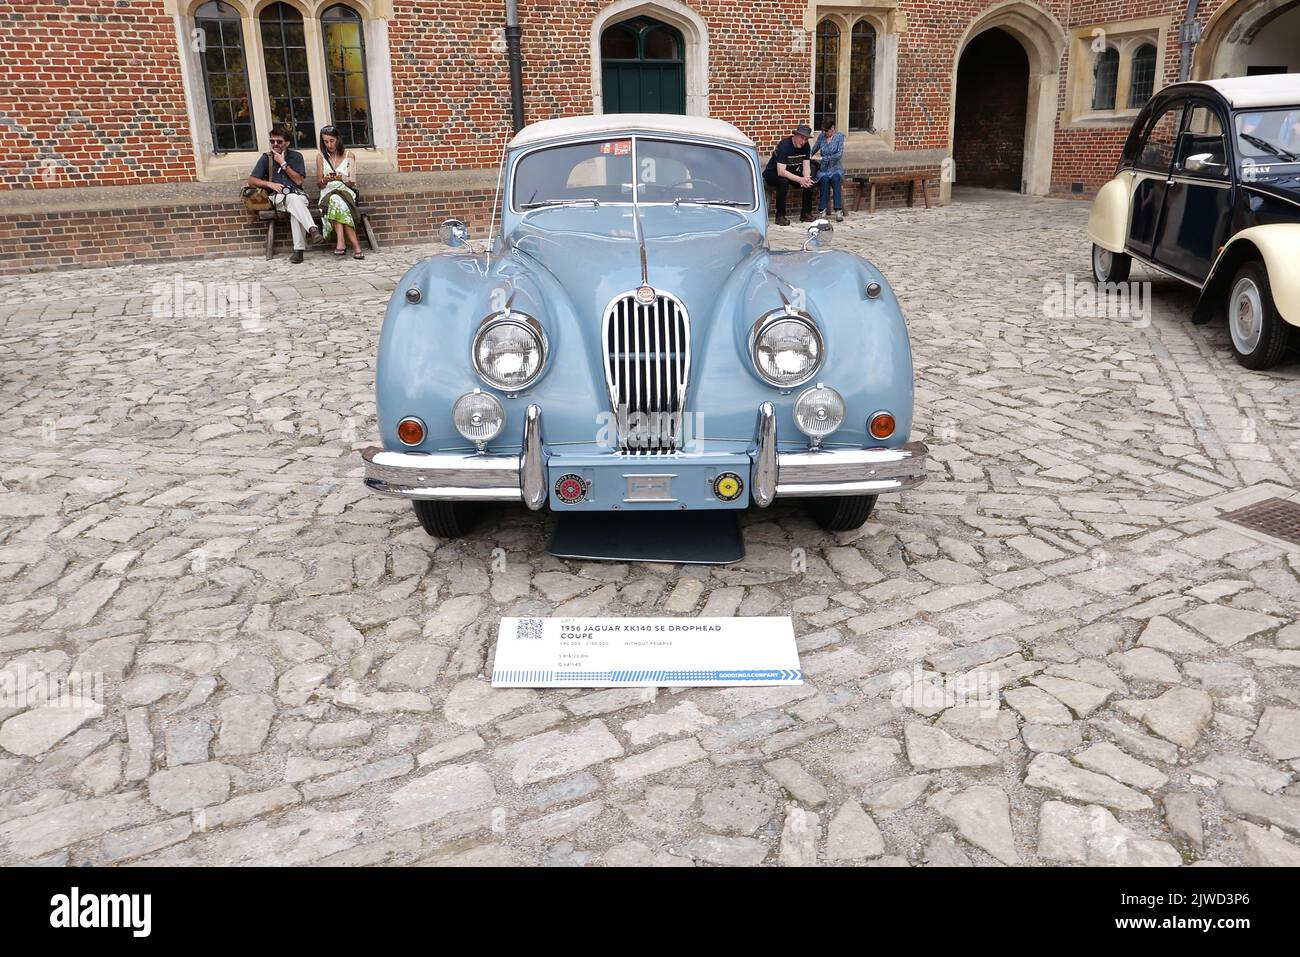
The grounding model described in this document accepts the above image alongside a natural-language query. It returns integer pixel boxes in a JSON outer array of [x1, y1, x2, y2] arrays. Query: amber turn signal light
[[868, 411, 895, 441], [396, 417, 426, 446]]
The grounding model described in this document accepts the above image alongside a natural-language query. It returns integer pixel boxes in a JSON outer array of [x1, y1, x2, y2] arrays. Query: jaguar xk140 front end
[[360, 113, 927, 555]]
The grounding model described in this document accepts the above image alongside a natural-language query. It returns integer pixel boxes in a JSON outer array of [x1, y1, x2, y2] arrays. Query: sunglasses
[[270, 139, 287, 145]]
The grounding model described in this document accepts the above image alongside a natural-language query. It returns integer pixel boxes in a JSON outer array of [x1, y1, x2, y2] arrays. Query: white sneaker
[[834, 210, 844, 222]]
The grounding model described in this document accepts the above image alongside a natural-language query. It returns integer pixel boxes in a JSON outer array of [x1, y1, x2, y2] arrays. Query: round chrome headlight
[[472, 314, 546, 390], [794, 384, 845, 440], [750, 312, 823, 387], [452, 390, 505, 445]]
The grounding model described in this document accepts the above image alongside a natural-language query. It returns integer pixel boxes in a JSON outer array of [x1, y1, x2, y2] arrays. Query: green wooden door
[[600, 17, 685, 114]]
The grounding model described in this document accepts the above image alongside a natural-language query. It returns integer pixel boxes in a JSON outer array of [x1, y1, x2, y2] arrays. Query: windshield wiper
[[520, 198, 601, 210], [1240, 133, 1299, 162], [672, 198, 750, 208]]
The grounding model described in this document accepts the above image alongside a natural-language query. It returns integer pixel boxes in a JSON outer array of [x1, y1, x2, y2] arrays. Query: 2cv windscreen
[[1236, 109, 1300, 191]]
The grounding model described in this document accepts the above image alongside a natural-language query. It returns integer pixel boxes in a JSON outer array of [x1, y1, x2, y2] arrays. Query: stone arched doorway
[[952, 28, 1029, 190], [1194, 0, 1300, 79], [947, 1, 1067, 197], [591, 0, 709, 116]]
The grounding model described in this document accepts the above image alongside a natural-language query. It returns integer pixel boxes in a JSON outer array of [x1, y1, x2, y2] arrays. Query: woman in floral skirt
[[316, 125, 365, 259]]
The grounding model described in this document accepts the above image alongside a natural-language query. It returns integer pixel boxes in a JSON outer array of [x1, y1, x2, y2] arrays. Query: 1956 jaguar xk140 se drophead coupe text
[[360, 114, 927, 557]]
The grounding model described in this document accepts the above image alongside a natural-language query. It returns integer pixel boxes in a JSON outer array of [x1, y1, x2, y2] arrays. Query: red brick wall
[[0, 0, 1265, 266], [0, 186, 497, 274], [0, 0, 194, 190], [388, 0, 812, 171], [0, 0, 1250, 192]]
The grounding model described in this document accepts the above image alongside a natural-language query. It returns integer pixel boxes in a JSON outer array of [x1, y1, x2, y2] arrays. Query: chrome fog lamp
[[452, 389, 505, 448], [472, 313, 546, 390], [750, 311, 823, 387], [794, 383, 845, 447]]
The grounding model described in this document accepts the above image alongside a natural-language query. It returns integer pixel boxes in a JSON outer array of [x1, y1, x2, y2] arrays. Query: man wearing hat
[[763, 123, 816, 226]]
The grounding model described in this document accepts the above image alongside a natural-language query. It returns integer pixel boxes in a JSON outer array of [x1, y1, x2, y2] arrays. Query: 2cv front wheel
[[1227, 261, 1291, 371], [412, 501, 481, 539], [1091, 244, 1131, 284], [805, 495, 878, 532]]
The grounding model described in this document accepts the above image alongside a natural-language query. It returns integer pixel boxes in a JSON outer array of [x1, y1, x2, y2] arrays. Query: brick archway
[[947, 1, 1067, 197], [953, 28, 1029, 190]]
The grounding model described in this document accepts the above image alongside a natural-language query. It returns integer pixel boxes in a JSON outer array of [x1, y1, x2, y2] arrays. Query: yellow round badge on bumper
[[712, 472, 744, 502]]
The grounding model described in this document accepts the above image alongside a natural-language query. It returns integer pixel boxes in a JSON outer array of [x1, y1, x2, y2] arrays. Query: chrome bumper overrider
[[360, 401, 928, 507], [362, 404, 547, 509], [750, 402, 928, 503]]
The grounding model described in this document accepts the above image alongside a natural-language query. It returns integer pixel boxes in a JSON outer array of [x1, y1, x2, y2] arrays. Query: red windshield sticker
[[599, 140, 632, 156]]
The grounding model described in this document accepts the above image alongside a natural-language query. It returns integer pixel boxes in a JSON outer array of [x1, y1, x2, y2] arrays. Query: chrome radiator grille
[[602, 290, 691, 452]]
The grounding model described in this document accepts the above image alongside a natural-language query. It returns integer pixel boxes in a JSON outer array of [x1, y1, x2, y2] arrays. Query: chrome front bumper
[[360, 401, 928, 507]]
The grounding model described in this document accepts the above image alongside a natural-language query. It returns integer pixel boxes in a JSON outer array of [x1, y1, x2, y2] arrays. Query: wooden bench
[[258, 202, 379, 259], [851, 170, 940, 214]]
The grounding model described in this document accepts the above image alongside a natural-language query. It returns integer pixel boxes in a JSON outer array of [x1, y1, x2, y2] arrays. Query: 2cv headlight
[[750, 311, 823, 387], [473, 313, 547, 391]]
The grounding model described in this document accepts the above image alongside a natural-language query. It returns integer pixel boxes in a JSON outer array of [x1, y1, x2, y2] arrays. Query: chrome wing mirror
[[802, 218, 835, 251], [440, 218, 471, 248]]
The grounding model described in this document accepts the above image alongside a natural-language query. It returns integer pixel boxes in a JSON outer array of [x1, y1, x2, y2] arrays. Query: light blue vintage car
[[360, 114, 927, 551]]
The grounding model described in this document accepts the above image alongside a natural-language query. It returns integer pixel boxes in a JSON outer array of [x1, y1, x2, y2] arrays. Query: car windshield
[[512, 136, 755, 210], [1235, 109, 1300, 184]]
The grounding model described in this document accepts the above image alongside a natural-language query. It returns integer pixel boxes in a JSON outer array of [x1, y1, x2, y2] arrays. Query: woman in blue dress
[[811, 120, 846, 222]]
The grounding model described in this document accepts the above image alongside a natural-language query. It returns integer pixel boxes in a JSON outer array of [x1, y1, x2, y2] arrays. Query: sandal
[[352, 253, 365, 260], [333, 249, 346, 256]]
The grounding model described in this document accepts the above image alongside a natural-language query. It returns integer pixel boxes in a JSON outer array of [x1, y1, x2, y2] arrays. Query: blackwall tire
[[412, 501, 481, 538], [806, 495, 878, 532]]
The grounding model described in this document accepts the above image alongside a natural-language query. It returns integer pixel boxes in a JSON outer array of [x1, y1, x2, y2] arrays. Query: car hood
[[506, 204, 764, 325]]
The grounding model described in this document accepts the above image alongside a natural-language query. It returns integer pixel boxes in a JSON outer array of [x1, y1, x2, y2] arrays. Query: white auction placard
[[491, 617, 803, 688]]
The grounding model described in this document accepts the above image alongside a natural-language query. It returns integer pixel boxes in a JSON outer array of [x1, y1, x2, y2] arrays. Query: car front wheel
[[806, 495, 877, 532], [1091, 244, 1131, 284], [412, 501, 480, 538], [1227, 261, 1291, 370]]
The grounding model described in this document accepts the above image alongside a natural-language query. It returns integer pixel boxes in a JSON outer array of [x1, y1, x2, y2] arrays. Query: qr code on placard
[[516, 618, 544, 641]]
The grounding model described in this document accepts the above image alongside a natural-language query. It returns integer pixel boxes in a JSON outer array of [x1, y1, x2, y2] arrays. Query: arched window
[[322, 4, 372, 146], [194, 1, 255, 153], [260, 2, 314, 147], [642, 23, 681, 60], [601, 23, 637, 59], [813, 19, 839, 131], [848, 20, 876, 131], [1092, 47, 1120, 111], [1128, 43, 1157, 108]]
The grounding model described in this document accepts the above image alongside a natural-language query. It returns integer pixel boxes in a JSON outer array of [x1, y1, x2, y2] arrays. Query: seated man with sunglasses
[[248, 125, 323, 263]]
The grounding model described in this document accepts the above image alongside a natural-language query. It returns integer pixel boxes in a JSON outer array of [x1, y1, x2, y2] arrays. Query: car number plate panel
[[624, 473, 676, 503]]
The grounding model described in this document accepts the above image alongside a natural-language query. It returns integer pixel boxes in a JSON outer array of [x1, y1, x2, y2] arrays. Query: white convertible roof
[[508, 113, 755, 149], [1195, 75, 1300, 110]]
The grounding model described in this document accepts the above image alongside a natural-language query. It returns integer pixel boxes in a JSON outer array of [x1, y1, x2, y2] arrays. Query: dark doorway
[[601, 16, 686, 114], [952, 28, 1029, 190]]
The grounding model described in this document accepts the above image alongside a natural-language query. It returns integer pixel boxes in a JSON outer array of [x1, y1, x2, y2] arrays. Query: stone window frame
[[1062, 15, 1171, 129], [168, 0, 397, 182], [804, 2, 902, 147]]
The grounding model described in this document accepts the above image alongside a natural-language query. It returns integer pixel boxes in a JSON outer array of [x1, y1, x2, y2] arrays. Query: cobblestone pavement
[[2, 190, 1299, 867]]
